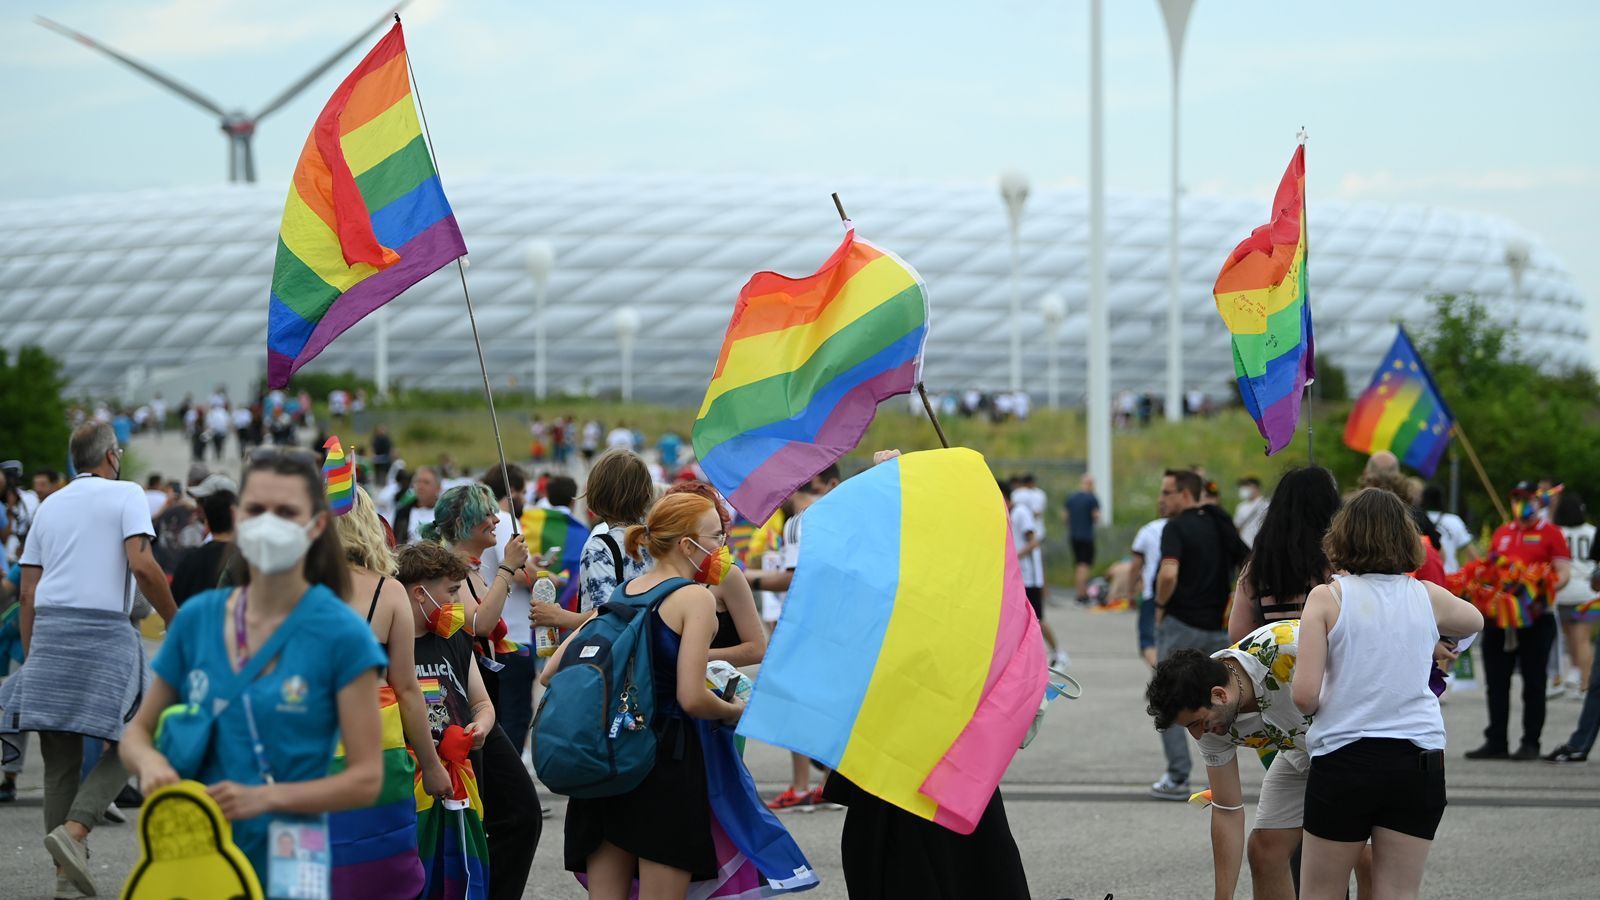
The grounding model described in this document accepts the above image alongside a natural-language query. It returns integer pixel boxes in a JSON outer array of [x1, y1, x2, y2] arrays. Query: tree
[[0, 345, 72, 474]]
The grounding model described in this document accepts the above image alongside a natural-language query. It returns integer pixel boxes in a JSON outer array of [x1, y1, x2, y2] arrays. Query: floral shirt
[[576, 522, 651, 613], [1198, 620, 1313, 772]]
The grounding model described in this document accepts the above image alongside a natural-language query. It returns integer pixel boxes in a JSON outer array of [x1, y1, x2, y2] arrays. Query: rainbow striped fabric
[[323, 435, 355, 516], [329, 686, 424, 898], [266, 22, 466, 388], [418, 677, 445, 705], [1343, 328, 1454, 477], [518, 506, 589, 607], [1213, 145, 1316, 455], [1574, 597, 1600, 622], [738, 448, 1047, 833], [692, 227, 929, 524], [416, 724, 487, 900]]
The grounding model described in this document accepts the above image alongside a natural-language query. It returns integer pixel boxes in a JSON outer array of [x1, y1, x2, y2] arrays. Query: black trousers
[[478, 723, 542, 900], [1480, 616, 1557, 750]]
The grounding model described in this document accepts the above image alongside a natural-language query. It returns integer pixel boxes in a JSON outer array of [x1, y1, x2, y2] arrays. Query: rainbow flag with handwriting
[[267, 22, 466, 388], [739, 448, 1046, 833], [1213, 145, 1315, 455], [693, 227, 929, 524], [1343, 328, 1453, 477], [323, 436, 355, 516]]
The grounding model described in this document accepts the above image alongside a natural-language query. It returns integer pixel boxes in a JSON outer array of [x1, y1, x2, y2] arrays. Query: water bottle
[[532, 568, 560, 658]]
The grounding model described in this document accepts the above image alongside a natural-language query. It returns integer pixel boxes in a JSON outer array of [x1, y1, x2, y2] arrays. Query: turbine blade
[[34, 16, 230, 118], [252, 1, 412, 121]]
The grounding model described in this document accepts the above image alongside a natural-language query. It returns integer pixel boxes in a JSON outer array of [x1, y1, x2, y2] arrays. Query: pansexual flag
[[323, 435, 354, 516], [267, 22, 466, 388], [1343, 327, 1453, 477], [692, 226, 929, 524], [738, 448, 1046, 833], [1213, 145, 1315, 455]]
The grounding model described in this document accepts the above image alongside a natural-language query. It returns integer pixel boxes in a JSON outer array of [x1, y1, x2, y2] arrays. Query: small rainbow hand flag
[[323, 436, 354, 516], [692, 225, 929, 524], [1213, 144, 1315, 455], [1343, 328, 1454, 478]]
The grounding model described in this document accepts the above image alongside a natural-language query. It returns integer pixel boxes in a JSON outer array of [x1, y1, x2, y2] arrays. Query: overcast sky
[[4, 1, 1596, 357]]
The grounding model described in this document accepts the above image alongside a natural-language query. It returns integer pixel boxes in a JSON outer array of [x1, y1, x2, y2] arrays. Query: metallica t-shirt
[[414, 629, 475, 739]]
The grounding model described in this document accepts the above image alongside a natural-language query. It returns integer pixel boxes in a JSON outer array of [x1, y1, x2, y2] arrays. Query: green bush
[[0, 346, 72, 473]]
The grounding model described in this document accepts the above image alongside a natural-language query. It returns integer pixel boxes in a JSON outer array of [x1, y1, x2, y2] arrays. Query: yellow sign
[[122, 780, 263, 900]]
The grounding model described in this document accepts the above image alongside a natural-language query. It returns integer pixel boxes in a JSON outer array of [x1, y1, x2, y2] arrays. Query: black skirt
[[563, 718, 717, 880]]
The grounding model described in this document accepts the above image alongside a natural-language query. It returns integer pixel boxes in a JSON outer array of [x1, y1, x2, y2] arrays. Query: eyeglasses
[[695, 532, 728, 547]]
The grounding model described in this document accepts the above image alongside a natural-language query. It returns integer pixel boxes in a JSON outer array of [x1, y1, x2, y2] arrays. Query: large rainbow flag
[[692, 227, 929, 524], [1342, 327, 1454, 477], [738, 448, 1047, 833], [415, 725, 488, 900], [518, 506, 589, 607], [328, 686, 424, 897], [1213, 144, 1315, 455], [267, 22, 467, 388]]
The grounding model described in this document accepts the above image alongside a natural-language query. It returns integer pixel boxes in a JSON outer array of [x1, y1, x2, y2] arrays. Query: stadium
[[0, 175, 1590, 405]]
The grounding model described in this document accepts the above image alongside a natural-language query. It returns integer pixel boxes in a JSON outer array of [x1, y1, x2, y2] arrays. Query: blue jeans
[[1137, 595, 1157, 651], [1156, 615, 1230, 783], [495, 652, 538, 756], [1566, 630, 1600, 753]]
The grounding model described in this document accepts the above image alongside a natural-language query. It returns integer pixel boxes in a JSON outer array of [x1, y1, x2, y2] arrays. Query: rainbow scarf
[[266, 22, 467, 388], [1342, 328, 1454, 477], [1212, 144, 1316, 455], [329, 685, 424, 897], [1448, 558, 1559, 629], [738, 448, 1047, 833], [517, 506, 589, 607], [323, 435, 355, 516], [692, 226, 929, 525], [415, 725, 488, 900]]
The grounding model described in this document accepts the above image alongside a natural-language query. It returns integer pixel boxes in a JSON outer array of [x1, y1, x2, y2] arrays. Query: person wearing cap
[[150, 466, 210, 575], [169, 474, 239, 606], [1466, 480, 1572, 760]]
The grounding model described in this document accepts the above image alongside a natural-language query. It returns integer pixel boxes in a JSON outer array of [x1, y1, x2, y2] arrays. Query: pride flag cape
[[329, 685, 424, 897], [518, 506, 589, 607], [1342, 328, 1454, 477], [692, 226, 929, 525], [738, 448, 1047, 833], [267, 22, 467, 388], [1213, 145, 1315, 455], [415, 725, 488, 900], [323, 435, 355, 516]]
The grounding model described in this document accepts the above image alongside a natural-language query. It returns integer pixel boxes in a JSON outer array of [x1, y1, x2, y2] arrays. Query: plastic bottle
[[532, 568, 560, 658]]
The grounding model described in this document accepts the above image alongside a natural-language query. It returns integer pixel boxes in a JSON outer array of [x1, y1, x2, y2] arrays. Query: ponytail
[[627, 494, 713, 562]]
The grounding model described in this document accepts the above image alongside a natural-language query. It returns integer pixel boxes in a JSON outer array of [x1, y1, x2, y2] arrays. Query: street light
[[999, 170, 1030, 395], [614, 306, 640, 403], [1086, 0, 1113, 523], [1158, 0, 1195, 423], [1039, 292, 1066, 410], [525, 239, 556, 400]]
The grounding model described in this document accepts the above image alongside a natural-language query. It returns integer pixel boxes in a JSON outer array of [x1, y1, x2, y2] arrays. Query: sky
[[3, 0, 1597, 355]]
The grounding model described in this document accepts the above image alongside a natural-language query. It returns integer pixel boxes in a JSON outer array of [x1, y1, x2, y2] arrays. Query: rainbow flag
[[692, 226, 929, 524], [1213, 145, 1316, 455], [415, 725, 487, 900], [419, 677, 445, 705], [266, 22, 467, 388], [1343, 328, 1454, 477], [329, 685, 424, 897], [323, 435, 355, 516], [518, 506, 589, 606], [738, 448, 1046, 833], [1574, 598, 1600, 622]]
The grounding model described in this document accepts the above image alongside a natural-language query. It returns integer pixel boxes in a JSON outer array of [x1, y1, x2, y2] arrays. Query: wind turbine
[[35, 4, 409, 183]]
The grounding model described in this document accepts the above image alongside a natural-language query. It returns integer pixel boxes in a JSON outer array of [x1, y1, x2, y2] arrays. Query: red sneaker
[[807, 787, 843, 810], [766, 788, 816, 812]]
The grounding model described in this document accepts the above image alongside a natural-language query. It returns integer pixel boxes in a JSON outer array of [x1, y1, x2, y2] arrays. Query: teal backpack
[[531, 577, 690, 798]]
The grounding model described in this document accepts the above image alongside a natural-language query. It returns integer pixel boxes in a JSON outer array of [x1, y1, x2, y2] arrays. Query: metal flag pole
[[1298, 126, 1316, 466], [830, 192, 949, 449], [401, 13, 519, 535]]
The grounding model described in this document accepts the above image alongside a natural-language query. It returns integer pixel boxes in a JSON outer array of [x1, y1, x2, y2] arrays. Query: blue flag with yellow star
[[1342, 327, 1454, 477]]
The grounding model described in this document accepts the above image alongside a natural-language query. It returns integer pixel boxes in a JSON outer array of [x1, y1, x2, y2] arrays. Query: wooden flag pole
[[829, 191, 949, 449], [1452, 424, 1509, 523], [404, 14, 519, 536]]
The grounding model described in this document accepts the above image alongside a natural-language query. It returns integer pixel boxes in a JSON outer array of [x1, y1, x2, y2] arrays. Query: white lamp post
[[1039, 292, 1066, 410], [999, 170, 1030, 394], [614, 307, 640, 403], [525, 239, 556, 400], [1158, 0, 1194, 422], [1086, 0, 1113, 523]]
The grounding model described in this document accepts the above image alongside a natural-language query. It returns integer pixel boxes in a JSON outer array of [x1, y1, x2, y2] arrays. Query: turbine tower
[[36, 4, 408, 183]]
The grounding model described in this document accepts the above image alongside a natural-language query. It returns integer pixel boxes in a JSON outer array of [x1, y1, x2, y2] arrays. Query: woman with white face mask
[[120, 448, 387, 895]]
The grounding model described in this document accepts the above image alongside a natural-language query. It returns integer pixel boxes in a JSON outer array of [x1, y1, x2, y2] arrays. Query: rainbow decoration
[[518, 506, 589, 607], [1448, 558, 1558, 629], [1574, 597, 1600, 622], [266, 22, 467, 388], [1213, 144, 1316, 455], [1343, 328, 1454, 477], [692, 226, 929, 524], [415, 725, 487, 900], [323, 436, 355, 516], [419, 677, 445, 705], [738, 448, 1047, 833], [329, 686, 424, 897]]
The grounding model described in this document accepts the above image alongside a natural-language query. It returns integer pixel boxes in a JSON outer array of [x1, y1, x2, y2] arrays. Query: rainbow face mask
[[421, 588, 465, 638], [688, 540, 734, 587]]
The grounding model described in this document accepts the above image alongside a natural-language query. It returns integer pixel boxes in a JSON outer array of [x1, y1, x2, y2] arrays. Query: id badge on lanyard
[[266, 817, 331, 899]]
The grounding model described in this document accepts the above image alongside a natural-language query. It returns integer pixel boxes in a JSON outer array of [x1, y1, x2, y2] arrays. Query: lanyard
[[234, 587, 277, 784]]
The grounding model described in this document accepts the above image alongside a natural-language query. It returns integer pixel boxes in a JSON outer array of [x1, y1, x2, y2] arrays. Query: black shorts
[[1304, 738, 1447, 842], [1070, 539, 1095, 566], [1024, 587, 1044, 619]]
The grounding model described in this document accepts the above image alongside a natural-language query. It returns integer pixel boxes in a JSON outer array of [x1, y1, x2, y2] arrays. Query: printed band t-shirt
[[414, 629, 477, 739]]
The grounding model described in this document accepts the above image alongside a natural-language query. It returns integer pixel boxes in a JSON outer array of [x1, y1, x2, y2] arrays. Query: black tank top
[[711, 610, 739, 649]]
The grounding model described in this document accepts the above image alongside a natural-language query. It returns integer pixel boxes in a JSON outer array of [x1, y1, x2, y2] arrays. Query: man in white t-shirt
[[203, 404, 231, 461], [1130, 490, 1171, 668], [1421, 485, 1477, 575], [2, 423, 176, 896], [396, 466, 441, 544], [1233, 477, 1269, 549], [606, 424, 635, 451], [1012, 473, 1047, 522], [1004, 479, 1064, 670]]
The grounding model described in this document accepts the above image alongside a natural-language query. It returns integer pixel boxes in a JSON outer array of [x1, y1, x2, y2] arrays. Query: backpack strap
[[598, 531, 626, 584]]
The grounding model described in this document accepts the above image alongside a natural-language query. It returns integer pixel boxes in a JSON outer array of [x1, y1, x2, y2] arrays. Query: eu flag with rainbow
[[1343, 327, 1454, 477], [692, 226, 929, 525], [267, 22, 467, 388], [1213, 144, 1315, 455], [738, 448, 1046, 833]]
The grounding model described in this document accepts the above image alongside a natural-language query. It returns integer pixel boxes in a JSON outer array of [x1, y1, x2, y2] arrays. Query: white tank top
[[1306, 574, 1445, 757]]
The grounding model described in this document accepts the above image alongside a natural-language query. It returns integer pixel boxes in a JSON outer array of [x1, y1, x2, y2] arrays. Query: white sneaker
[[101, 802, 126, 825], [54, 873, 86, 899], [1149, 774, 1189, 801], [1050, 650, 1072, 671], [44, 826, 96, 896], [1547, 682, 1568, 700]]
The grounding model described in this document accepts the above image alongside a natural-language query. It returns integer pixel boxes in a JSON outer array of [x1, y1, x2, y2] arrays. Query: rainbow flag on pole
[[1213, 144, 1315, 455], [692, 226, 929, 524], [267, 22, 466, 388], [322, 435, 354, 516], [738, 448, 1046, 833], [1343, 327, 1454, 477]]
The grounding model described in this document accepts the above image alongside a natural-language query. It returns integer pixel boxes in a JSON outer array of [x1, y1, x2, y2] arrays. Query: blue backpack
[[531, 577, 690, 798]]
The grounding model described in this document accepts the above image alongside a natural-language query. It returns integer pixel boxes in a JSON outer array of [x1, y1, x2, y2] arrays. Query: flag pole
[[830, 191, 949, 449], [401, 14, 519, 536], [1298, 126, 1315, 466], [1451, 424, 1509, 523]]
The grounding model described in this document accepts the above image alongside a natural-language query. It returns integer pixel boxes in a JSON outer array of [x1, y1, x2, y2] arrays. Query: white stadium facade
[[0, 175, 1591, 406]]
